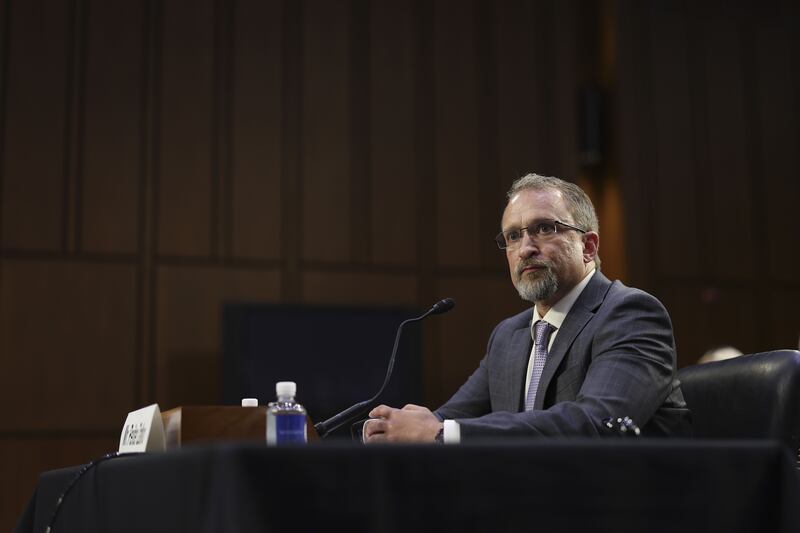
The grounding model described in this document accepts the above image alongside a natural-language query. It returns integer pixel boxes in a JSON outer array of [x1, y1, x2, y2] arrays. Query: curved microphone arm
[[313, 298, 454, 438]]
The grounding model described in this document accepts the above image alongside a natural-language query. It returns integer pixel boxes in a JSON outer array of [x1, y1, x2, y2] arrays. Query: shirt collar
[[532, 268, 596, 335]]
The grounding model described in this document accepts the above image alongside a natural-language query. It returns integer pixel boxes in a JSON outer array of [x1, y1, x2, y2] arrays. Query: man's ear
[[582, 232, 599, 263]]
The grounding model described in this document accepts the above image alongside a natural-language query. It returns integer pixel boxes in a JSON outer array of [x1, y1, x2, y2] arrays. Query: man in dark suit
[[365, 173, 690, 443]]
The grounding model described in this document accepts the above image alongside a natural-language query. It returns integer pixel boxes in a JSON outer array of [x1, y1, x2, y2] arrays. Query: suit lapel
[[533, 272, 612, 409], [506, 324, 533, 412]]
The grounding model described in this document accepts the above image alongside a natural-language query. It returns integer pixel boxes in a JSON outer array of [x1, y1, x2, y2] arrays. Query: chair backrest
[[678, 350, 800, 461]]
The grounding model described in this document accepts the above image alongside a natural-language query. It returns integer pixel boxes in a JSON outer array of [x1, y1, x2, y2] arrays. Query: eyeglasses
[[495, 219, 587, 250]]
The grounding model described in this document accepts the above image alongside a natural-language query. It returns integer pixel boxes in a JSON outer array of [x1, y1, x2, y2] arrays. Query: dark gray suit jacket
[[435, 271, 691, 438]]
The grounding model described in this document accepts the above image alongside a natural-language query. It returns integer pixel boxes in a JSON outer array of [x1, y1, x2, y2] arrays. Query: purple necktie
[[525, 320, 555, 411]]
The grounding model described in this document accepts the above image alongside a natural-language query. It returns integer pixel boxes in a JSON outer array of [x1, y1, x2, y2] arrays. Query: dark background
[[221, 303, 424, 434], [1, 0, 798, 529]]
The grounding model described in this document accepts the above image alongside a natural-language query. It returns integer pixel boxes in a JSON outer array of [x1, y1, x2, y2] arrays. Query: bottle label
[[275, 413, 307, 444]]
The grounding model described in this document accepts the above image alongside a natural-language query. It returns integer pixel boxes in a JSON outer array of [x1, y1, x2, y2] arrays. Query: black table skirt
[[16, 439, 800, 533]]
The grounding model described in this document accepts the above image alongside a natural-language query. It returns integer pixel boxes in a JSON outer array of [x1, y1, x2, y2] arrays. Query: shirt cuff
[[443, 419, 460, 444]]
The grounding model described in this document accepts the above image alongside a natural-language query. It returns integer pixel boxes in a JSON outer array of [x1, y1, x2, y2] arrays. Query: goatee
[[515, 266, 558, 303]]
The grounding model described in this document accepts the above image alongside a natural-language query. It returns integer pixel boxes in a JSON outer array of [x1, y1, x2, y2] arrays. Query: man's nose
[[516, 230, 539, 258]]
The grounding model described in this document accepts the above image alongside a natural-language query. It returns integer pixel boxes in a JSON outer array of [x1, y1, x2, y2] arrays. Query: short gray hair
[[507, 173, 601, 269]]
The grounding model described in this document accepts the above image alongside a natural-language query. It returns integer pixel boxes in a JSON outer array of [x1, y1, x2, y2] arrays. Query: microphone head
[[430, 298, 455, 315]]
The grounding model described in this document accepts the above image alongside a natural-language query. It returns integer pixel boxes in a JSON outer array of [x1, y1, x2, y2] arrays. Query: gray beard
[[516, 269, 558, 303]]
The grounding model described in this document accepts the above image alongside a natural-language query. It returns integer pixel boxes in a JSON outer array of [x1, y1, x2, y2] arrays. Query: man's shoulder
[[571, 272, 669, 319], [594, 277, 671, 322], [605, 278, 667, 306]]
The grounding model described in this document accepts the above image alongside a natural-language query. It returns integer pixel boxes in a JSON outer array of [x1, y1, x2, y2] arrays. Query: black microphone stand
[[313, 299, 454, 438]]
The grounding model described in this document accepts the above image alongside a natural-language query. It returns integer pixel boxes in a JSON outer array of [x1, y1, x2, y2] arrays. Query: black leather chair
[[678, 350, 800, 463]]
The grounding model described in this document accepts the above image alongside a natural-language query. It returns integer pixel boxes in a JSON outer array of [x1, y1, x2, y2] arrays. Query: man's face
[[501, 188, 592, 308]]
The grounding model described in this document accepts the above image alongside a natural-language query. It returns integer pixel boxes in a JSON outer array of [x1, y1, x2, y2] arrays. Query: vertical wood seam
[[135, 0, 151, 407], [687, 5, 712, 280], [0, 0, 9, 328], [210, 0, 222, 260], [349, 0, 371, 264], [73, 0, 88, 253], [0, 0, 11, 250], [634, 2, 658, 291], [223, 0, 235, 262], [413, 0, 437, 402], [535, 0, 557, 174], [211, 0, 235, 262], [739, 17, 767, 349], [61, 0, 74, 251], [280, 0, 303, 302], [414, 0, 436, 303], [62, 0, 86, 253], [139, 0, 163, 404], [148, 0, 163, 404], [475, 0, 499, 273]]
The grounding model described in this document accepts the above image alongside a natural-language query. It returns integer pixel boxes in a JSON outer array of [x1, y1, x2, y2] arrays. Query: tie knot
[[533, 320, 554, 345]]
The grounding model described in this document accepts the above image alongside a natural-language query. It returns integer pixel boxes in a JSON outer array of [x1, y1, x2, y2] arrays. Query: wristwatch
[[434, 425, 445, 444]]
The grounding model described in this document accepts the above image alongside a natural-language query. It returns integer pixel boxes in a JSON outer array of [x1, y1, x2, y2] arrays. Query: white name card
[[118, 404, 166, 453]]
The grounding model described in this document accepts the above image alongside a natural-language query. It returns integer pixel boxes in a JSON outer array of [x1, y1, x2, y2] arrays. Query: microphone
[[429, 298, 455, 315], [313, 298, 456, 438]]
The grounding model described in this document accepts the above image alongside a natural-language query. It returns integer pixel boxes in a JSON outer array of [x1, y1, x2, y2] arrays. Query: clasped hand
[[363, 404, 443, 444]]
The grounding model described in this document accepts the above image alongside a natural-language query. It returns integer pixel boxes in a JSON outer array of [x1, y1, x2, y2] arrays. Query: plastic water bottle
[[266, 381, 307, 445]]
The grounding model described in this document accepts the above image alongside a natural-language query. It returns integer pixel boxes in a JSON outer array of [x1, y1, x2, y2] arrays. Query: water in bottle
[[267, 381, 307, 445]]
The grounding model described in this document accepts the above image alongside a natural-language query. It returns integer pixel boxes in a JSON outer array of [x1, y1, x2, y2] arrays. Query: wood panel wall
[[617, 0, 800, 364], [0, 1, 590, 526], [1, 0, 797, 529]]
